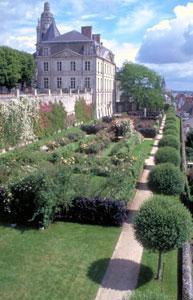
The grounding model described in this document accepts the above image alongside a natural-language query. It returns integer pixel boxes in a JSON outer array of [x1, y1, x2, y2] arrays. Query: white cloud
[[138, 2, 193, 64], [102, 39, 139, 67], [115, 4, 155, 35]]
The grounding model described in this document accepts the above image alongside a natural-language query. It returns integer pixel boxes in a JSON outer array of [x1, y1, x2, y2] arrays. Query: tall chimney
[[92, 34, 101, 44], [81, 26, 92, 39]]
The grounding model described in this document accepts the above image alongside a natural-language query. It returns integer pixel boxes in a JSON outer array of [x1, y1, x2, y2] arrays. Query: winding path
[[95, 116, 166, 300]]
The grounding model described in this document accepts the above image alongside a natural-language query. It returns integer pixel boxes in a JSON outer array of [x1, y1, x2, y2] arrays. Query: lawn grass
[[136, 249, 178, 300], [133, 139, 154, 158], [0, 222, 121, 300]]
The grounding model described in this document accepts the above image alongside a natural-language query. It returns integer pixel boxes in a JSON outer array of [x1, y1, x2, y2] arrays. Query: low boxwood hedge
[[148, 163, 184, 195], [155, 146, 181, 166], [159, 135, 180, 150], [62, 197, 128, 226], [138, 128, 157, 138]]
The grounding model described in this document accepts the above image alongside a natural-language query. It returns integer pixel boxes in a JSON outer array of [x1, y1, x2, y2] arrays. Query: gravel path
[[95, 117, 165, 300]]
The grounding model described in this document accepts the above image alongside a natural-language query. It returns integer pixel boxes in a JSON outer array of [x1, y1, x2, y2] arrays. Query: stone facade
[[36, 2, 116, 119]]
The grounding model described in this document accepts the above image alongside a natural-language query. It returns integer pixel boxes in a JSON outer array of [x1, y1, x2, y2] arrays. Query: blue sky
[[1, 0, 193, 90]]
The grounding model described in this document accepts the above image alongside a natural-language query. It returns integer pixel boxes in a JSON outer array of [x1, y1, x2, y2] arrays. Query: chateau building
[[36, 2, 116, 118]]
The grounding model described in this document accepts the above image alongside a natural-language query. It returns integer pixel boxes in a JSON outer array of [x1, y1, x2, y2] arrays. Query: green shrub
[[159, 135, 180, 150], [129, 291, 170, 300], [148, 163, 184, 195], [166, 115, 177, 122], [164, 129, 178, 136], [134, 195, 193, 279], [163, 124, 178, 133], [164, 122, 178, 130], [5, 167, 75, 227], [165, 120, 177, 128], [155, 147, 181, 166]]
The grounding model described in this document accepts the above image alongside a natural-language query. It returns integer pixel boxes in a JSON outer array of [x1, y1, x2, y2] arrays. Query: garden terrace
[[0, 118, 153, 228]]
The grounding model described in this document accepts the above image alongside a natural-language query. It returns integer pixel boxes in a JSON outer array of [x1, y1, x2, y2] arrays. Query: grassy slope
[[0, 222, 120, 300]]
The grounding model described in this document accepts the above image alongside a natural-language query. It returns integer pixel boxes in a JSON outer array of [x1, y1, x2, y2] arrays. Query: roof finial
[[44, 2, 50, 12]]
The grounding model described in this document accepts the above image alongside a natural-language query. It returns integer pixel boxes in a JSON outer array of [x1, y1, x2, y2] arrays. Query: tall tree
[[118, 62, 164, 111], [0, 46, 35, 91]]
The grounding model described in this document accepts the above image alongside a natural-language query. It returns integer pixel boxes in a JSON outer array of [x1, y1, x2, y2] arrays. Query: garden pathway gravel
[[95, 116, 166, 300]]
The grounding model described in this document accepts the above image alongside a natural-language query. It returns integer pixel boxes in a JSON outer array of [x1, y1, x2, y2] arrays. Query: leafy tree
[[134, 196, 193, 280], [19, 51, 35, 89], [0, 46, 35, 90], [118, 62, 164, 111]]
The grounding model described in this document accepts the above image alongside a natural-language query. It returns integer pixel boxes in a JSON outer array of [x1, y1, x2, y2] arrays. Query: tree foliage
[[134, 195, 193, 279], [118, 62, 164, 110], [0, 46, 35, 90]]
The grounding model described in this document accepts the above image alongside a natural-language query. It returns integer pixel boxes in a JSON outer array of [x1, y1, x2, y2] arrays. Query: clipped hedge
[[62, 197, 127, 226], [148, 163, 185, 195], [81, 123, 105, 134], [155, 146, 181, 166], [159, 135, 180, 150], [138, 128, 157, 138], [164, 124, 178, 133], [164, 129, 178, 136]]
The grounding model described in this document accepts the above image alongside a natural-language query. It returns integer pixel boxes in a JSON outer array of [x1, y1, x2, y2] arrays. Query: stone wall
[[0, 89, 93, 116], [182, 243, 193, 300]]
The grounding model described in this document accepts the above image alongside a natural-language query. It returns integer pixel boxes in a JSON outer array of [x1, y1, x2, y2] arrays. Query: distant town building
[[36, 2, 116, 118]]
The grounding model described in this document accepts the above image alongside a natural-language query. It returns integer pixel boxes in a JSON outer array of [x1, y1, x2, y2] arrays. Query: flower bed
[[0, 117, 153, 228]]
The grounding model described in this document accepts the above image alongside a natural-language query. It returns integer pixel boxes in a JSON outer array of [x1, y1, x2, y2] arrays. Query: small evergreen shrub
[[166, 116, 177, 122], [164, 129, 178, 136], [155, 147, 181, 166], [148, 163, 184, 195], [164, 124, 178, 133], [159, 135, 180, 150], [138, 128, 157, 138], [81, 123, 105, 134]]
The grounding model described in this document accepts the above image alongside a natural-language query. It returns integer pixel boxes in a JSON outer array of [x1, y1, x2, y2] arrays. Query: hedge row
[[0, 171, 128, 228], [149, 108, 184, 195]]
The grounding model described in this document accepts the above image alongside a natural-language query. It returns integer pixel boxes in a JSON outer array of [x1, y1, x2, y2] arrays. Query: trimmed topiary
[[148, 163, 184, 195], [164, 129, 178, 136], [164, 124, 178, 133], [155, 146, 181, 166], [134, 195, 193, 279], [166, 116, 177, 122], [159, 135, 180, 150]]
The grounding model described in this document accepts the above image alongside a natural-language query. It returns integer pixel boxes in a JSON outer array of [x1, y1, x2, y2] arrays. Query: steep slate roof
[[51, 30, 92, 42], [43, 20, 60, 41]]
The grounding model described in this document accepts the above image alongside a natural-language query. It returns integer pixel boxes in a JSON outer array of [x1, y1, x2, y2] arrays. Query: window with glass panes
[[70, 61, 76, 71], [57, 77, 62, 88], [70, 77, 76, 89], [57, 62, 62, 71], [85, 61, 91, 71], [85, 77, 90, 89], [44, 78, 49, 89], [44, 62, 49, 72]]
